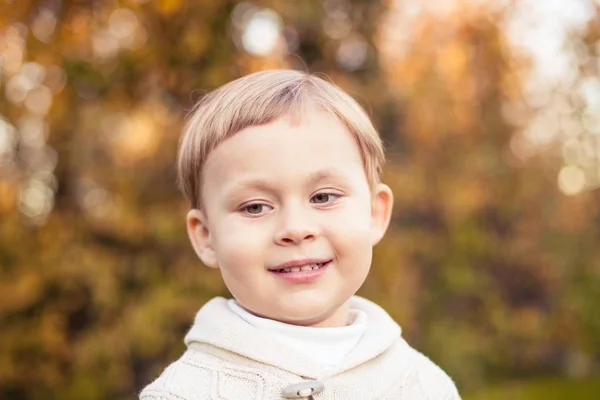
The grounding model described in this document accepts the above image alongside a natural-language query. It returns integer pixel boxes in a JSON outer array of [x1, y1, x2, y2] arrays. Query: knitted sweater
[[139, 296, 461, 400]]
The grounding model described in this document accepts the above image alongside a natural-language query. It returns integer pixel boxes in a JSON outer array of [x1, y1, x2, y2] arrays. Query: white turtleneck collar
[[227, 299, 368, 372], [185, 296, 401, 378]]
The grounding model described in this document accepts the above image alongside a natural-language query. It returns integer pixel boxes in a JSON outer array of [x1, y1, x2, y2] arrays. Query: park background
[[1, 0, 600, 399]]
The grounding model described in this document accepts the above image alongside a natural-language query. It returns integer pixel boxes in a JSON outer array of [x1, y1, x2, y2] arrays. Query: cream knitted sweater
[[139, 296, 460, 400]]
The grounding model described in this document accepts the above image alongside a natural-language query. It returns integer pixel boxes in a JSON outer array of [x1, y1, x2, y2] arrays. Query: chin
[[279, 308, 327, 324], [275, 297, 347, 327]]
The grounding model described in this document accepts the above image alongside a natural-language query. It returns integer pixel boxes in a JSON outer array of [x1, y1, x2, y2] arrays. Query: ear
[[186, 209, 218, 268], [370, 183, 394, 245]]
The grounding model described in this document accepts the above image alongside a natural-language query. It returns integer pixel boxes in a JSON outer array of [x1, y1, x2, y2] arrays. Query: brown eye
[[242, 203, 273, 216], [245, 204, 264, 214], [311, 193, 339, 204]]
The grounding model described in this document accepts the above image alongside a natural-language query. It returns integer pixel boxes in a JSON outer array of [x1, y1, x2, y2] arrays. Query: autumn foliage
[[1, 1, 599, 399]]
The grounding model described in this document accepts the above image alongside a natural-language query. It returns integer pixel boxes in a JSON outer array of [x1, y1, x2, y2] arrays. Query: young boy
[[139, 70, 460, 399]]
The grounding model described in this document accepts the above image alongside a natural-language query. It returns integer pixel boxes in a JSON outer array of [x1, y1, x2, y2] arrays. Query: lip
[[268, 259, 332, 284]]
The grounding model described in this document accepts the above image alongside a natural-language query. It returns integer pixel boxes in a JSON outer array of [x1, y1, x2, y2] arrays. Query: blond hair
[[177, 69, 385, 209]]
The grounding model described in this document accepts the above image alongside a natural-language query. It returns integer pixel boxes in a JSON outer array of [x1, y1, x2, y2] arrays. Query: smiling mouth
[[270, 261, 330, 274]]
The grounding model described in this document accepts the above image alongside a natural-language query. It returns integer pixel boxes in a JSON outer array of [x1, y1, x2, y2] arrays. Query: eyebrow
[[223, 168, 349, 201], [232, 178, 274, 192], [306, 168, 349, 185], [220, 177, 277, 207]]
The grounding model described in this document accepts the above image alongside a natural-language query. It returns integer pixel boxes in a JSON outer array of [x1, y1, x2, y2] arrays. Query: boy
[[140, 70, 460, 399]]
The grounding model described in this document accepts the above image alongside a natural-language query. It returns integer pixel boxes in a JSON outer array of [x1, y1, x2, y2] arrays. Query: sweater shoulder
[[408, 346, 461, 400], [139, 348, 278, 400], [139, 351, 213, 400]]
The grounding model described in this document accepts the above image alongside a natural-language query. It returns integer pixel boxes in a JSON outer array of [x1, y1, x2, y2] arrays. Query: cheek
[[212, 216, 270, 268], [325, 201, 374, 254]]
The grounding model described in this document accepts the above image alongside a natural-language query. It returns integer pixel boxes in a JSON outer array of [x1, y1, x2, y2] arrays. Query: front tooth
[[300, 265, 312, 271], [290, 267, 300, 272], [283, 268, 291, 273]]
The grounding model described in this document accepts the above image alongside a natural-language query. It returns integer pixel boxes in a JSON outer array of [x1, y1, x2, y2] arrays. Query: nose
[[274, 208, 319, 246]]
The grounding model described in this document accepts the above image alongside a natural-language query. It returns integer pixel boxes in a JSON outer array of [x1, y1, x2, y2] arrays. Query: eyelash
[[240, 192, 341, 216]]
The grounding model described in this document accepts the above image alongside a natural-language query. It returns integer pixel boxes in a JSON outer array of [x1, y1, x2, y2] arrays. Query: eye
[[242, 203, 272, 215], [310, 193, 340, 204]]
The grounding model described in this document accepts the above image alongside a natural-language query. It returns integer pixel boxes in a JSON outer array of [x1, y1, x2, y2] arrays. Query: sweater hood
[[184, 296, 402, 379]]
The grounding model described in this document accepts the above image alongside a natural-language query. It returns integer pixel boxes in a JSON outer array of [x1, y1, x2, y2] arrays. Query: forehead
[[201, 113, 366, 194]]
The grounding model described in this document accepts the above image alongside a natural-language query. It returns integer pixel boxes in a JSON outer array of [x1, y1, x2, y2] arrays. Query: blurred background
[[1, 0, 600, 399]]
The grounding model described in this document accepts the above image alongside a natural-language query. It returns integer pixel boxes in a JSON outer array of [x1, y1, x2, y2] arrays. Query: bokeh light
[[0, 118, 17, 167], [558, 165, 587, 195], [31, 9, 57, 43], [336, 34, 368, 71], [109, 8, 139, 39], [18, 116, 48, 149], [241, 8, 283, 56], [18, 177, 55, 223]]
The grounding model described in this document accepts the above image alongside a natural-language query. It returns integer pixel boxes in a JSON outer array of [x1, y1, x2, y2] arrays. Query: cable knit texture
[[139, 296, 461, 400]]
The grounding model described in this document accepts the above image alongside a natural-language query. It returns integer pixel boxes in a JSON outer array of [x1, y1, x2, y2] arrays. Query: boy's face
[[187, 112, 393, 327]]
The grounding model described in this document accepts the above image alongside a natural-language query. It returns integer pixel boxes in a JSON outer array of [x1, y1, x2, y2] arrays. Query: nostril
[[276, 228, 318, 245]]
